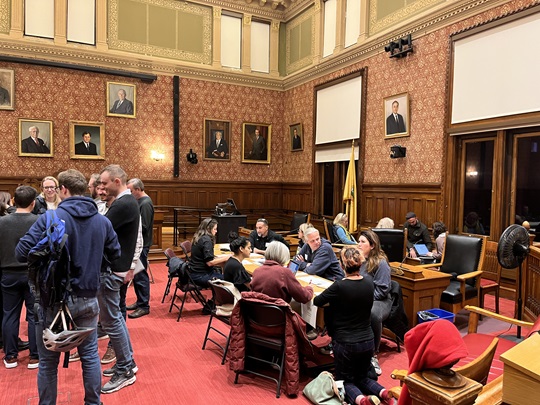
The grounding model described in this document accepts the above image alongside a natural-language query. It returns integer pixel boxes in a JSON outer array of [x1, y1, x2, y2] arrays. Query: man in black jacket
[[403, 212, 433, 258], [248, 218, 289, 255]]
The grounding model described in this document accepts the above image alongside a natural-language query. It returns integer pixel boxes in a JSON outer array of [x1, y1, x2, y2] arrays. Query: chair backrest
[[440, 234, 486, 281], [240, 300, 287, 337], [164, 247, 177, 260], [323, 218, 339, 244], [481, 241, 502, 283], [290, 212, 309, 233], [210, 282, 236, 307], [454, 337, 499, 385], [180, 240, 192, 260], [371, 228, 407, 263]]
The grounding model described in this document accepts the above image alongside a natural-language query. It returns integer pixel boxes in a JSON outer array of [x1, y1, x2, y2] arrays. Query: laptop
[[414, 243, 430, 256]]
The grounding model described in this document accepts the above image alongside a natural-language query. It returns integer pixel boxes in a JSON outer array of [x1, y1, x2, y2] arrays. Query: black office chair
[[202, 281, 236, 364], [233, 301, 287, 398], [371, 228, 408, 263], [323, 218, 339, 244]]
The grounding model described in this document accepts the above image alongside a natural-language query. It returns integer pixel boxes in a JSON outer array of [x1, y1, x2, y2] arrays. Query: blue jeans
[[98, 271, 134, 373], [133, 247, 150, 310], [36, 296, 101, 405], [190, 269, 223, 288], [333, 339, 384, 404], [1, 271, 38, 359]]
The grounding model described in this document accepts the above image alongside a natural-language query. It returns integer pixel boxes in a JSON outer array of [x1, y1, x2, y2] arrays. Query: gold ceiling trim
[[369, 0, 445, 35]]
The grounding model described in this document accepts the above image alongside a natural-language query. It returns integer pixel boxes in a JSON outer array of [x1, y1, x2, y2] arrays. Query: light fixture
[[186, 149, 198, 164], [385, 34, 413, 59], [151, 150, 164, 161], [390, 145, 407, 159]]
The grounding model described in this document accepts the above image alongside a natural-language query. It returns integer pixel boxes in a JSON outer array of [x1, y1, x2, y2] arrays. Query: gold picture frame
[[203, 118, 231, 161], [18, 119, 53, 157], [289, 122, 303, 152], [242, 122, 271, 164], [384, 92, 410, 139], [0, 68, 15, 110], [70, 121, 105, 160], [107, 81, 136, 118]]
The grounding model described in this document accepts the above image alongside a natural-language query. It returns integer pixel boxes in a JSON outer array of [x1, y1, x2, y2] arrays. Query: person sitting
[[296, 222, 313, 255], [223, 235, 252, 292], [296, 227, 344, 281], [463, 211, 486, 235], [357, 230, 392, 377], [431, 221, 447, 262], [333, 213, 357, 244], [314, 246, 393, 405], [403, 212, 433, 258], [375, 217, 394, 229], [248, 218, 289, 255], [250, 241, 313, 305], [189, 218, 227, 287]]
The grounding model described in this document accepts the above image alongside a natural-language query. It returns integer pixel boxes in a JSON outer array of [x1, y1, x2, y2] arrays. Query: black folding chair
[[162, 248, 178, 303], [168, 262, 209, 321]]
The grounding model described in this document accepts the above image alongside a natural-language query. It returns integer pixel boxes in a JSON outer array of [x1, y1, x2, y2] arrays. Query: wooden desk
[[389, 262, 452, 327]]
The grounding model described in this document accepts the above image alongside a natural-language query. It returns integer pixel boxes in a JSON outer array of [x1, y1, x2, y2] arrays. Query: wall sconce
[[385, 34, 413, 58], [151, 150, 164, 161], [186, 149, 198, 164], [390, 145, 407, 159]]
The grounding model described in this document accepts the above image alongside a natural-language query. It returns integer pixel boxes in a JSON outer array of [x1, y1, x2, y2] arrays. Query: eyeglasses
[[43, 186, 57, 190]]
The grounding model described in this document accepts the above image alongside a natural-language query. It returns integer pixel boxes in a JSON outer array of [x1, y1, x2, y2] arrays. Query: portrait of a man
[[206, 130, 228, 159], [107, 82, 136, 118], [242, 123, 271, 164], [74, 131, 98, 155], [384, 93, 409, 138], [0, 68, 14, 110], [69, 121, 105, 160], [18, 120, 53, 157], [203, 119, 231, 161], [289, 123, 303, 151]]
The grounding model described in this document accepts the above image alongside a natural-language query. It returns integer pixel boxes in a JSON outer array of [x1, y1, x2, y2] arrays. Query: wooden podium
[[212, 214, 247, 243]]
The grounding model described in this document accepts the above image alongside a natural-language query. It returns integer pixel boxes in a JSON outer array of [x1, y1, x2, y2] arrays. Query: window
[[344, 0, 360, 48], [221, 14, 242, 69], [25, 0, 54, 39], [322, 0, 336, 57], [67, 0, 96, 45], [251, 21, 270, 73]]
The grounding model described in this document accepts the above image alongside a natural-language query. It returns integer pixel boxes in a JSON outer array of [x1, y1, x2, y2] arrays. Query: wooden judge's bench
[[389, 262, 452, 327]]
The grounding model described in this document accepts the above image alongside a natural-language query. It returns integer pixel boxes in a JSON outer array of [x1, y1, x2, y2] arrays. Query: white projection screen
[[315, 74, 362, 146], [451, 9, 540, 128]]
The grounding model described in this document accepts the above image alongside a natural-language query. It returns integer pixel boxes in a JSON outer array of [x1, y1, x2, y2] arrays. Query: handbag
[[303, 371, 344, 405]]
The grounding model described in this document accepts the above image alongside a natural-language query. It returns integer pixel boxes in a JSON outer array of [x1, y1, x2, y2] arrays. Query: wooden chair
[[479, 241, 503, 314]]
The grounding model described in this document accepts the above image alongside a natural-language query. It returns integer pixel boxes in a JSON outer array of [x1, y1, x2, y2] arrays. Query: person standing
[[1, 186, 39, 370], [126, 178, 154, 319], [99, 164, 140, 394], [16, 169, 120, 405]]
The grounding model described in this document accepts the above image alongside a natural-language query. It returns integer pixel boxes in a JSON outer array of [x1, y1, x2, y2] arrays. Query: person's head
[[29, 126, 39, 139], [96, 183, 112, 203], [0, 191, 11, 206], [82, 132, 91, 143], [88, 173, 100, 199], [264, 241, 290, 266], [117, 89, 126, 100], [41, 176, 59, 202], [465, 211, 479, 227], [357, 229, 387, 273], [376, 217, 394, 229], [255, 128, 260, 137], [405, 211, 417, 226], [392, 101, 399, 114], [293, 128, 298, 136], [433, 221, 447, 239], [340, 246, 365, 275], [100, 164, 128, 198], [215, 131, 222, 140], [57, 169, 88, 199], [305, 227, 322, 252], [13, 186, 37, 209], [333, 213, 348, 227], [298, 222, 313, 242], [127, 178, 145, 199], [194, 217, 218, 244], [230, 236, 251, 259], [255, 218, 269, 238]]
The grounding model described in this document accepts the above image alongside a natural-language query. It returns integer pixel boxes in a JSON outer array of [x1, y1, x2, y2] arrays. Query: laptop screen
[[289, 260, 300, 274], [414, 244, 430, 256]]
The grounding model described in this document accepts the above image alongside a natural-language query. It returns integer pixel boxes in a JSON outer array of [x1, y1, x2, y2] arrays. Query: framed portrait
[[384, 92, 410, 138], [0, 68, 14, 110], [242, 122, 271, 164], [69, 121, 105, 160], [107, 82, 136, 118], [203, 118, 231, 161], [289, 123, 303, 152], [18, 119, 53, 157]]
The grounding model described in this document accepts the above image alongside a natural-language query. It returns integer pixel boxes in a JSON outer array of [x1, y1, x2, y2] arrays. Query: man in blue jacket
[[16, 169, 120, 405], [296, 227, 344, 281]]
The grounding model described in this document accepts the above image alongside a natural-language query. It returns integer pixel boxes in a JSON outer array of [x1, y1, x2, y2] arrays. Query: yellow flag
[[342, 142, 357, 233]]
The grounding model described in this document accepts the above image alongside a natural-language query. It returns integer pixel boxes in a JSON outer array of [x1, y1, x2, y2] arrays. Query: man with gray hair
[[21, 126, 50, 154], [296, 228, 344, 281], [126, 178, 154, 319]]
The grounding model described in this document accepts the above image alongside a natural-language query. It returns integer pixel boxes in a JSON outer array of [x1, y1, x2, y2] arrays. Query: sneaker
[[69, 351, 80, 362], [17, 338, 29, 352], [101, 347, 116, 364], [126, 303, 138, 311], [103, 360, 138, 377], [128, 308, 149, 319], [359, 395, 381, 405], [380, 389, 395, 405], [371, 356, 382, 376], [101, 370, 136, 394], [28, 358, 39, 370], [3, 357, 18, 369]]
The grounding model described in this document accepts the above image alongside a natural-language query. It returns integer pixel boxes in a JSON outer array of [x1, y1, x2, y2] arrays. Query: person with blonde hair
[[375, 217, 394, 229], [32, 176, 61, 215], [296, 222, 313, 254], [333, 213, 357, 245]]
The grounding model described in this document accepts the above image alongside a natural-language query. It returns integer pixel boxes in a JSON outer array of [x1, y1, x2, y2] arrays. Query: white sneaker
[[371, 356, 382, 376], [4, 357, 18, 369]]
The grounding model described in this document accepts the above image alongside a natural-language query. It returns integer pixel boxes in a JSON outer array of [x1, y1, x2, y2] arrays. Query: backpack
[[27, 210, 71, 309]]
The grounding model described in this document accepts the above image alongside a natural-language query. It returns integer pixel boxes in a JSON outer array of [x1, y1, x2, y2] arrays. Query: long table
[[389, 262, 452, 327]]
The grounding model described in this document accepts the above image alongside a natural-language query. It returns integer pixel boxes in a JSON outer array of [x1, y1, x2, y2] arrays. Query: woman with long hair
[[0, 191, 14, 216], [32, 176, 61, 214], [357, 229, 392, 377], [296, 222, 313, 254], [314, 246, 392, 405], [190, 218, 228, 287], [223, 235, 252, 292], [333, 213, 357, 244]]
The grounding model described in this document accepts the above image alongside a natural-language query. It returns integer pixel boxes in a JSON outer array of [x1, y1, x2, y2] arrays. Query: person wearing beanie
[[403, 212, 432, 258]]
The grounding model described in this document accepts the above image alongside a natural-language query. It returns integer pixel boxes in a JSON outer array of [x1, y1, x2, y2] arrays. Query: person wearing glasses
[[32, 176, 61, 215]]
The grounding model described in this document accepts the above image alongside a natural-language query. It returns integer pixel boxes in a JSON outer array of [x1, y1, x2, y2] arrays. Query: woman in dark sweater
[[190, 218, 227, 287], [223, 236, 252, 292], [314, 247, 392, 405]]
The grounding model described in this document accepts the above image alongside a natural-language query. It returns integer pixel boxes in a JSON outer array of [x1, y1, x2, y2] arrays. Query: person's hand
[[295, 255, 305, 262], [409, 248, 417, 258], [124, 269, 135, 284]]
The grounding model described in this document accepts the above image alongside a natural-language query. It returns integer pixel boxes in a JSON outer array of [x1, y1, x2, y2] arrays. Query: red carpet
[[0, 264, 519, 404]]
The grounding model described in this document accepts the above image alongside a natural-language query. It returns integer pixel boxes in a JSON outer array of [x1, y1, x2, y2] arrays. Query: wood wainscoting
[[362, 183, 442, 228]]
